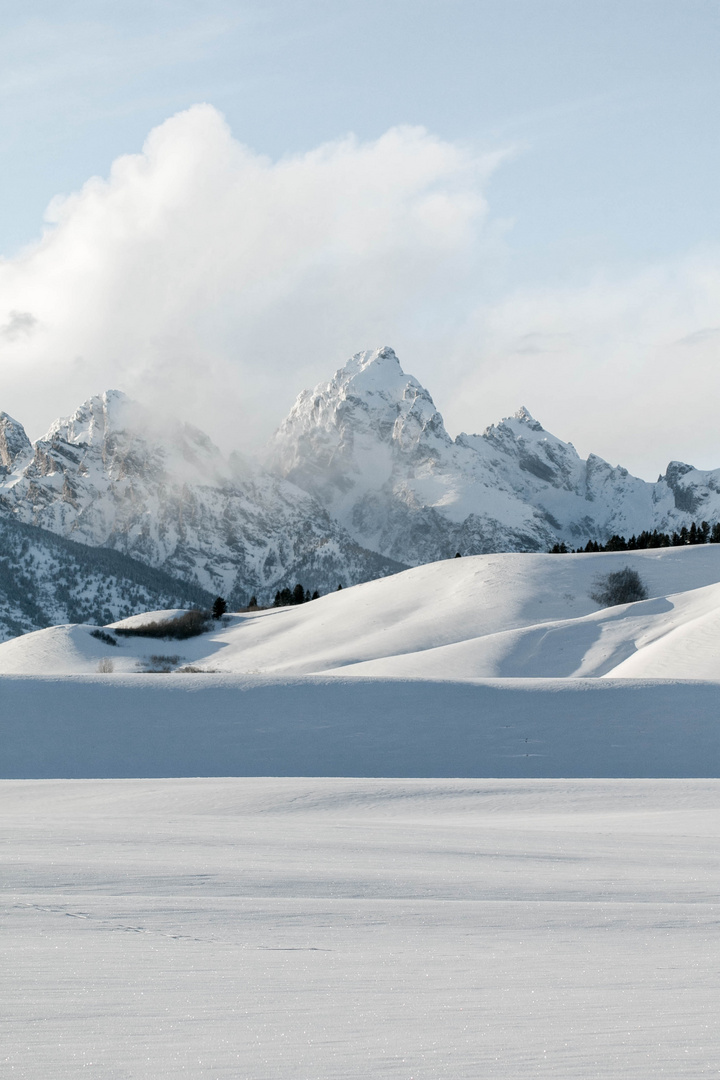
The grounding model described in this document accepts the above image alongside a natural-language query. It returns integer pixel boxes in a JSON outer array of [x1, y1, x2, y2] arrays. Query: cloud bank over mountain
[[0, 104, 499, 446], [1, 103, 719, 477]]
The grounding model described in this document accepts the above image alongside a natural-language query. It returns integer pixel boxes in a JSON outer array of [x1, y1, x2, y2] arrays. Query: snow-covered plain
[[3, 777, 720, 1078], [4, 551, 720, 1076]]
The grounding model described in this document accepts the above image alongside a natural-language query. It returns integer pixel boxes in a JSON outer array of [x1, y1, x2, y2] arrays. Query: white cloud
[[1, 102, 720, 482], [0, 104, 500, 446]]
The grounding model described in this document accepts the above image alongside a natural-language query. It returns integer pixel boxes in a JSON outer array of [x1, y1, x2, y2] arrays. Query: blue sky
[[1, 1, 719, 476]]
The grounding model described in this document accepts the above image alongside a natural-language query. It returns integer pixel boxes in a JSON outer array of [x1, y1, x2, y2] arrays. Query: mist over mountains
[[1, 345, 719, 639]]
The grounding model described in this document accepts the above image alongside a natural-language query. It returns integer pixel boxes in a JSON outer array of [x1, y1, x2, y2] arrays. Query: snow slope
[[3, 546, 720, 778], [3, 545, 720, 679], [4, 777, 720, 1079]]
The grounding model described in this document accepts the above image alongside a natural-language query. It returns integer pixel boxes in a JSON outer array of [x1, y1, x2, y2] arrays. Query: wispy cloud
[[675, 327, 720, 347], [0, 310, 37, 341]]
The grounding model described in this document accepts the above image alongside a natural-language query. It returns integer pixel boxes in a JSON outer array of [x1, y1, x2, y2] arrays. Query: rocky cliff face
[[268, 346, 720, 559], [0, 390, 404, 604], [0, 412, 33, 474]]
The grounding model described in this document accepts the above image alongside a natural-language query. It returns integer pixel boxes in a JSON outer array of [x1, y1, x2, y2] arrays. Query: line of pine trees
[[272, 583, 320, 606], [550, 520, 720, 554]]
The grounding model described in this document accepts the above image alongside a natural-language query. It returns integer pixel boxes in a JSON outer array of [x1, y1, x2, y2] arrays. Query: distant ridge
[[0, 515, 214, 640]]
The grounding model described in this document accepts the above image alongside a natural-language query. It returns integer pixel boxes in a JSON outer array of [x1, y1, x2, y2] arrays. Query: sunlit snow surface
[[5, 546, 720, 679], [3, 778, 720, 1078]]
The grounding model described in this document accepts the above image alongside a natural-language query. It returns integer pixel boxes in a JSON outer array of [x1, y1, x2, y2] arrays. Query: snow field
[[3, 777, 720, 1078], [2, 673, 720, 778]]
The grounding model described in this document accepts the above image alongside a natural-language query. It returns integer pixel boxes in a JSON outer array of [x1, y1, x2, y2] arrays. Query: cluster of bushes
[[550, 520, 720, 554], [137, 653, 183, 673], [272, 584, 320, 607], [114, 609, 212, 640]]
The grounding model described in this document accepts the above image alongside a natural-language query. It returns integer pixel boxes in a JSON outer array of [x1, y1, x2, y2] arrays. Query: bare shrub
[[590, 566, 648, 607], [115, 609, 211, 640], [97, 657, 114, 673], [137, 654, 183, 673]]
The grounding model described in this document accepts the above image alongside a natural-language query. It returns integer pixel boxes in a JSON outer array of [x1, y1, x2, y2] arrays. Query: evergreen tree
[[292, 583, 305, 605], [212, 596, 227, 620]]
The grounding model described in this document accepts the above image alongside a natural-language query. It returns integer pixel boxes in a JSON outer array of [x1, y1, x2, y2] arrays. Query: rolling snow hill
[[3, 545, 720, 680], [3, 546, 720, 778]]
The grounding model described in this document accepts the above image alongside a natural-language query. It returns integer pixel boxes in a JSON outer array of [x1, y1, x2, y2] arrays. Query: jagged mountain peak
[[286, 346, 444, 434], [0, 411, 32, 473], [479, 406, 578, 462], [512, 405, 544, 430], [39, 388, 228, 486], [44, 388, 136, 445], [295, 345, 437, 421], [339, 344, 405, 384], [268, 347, 452, 515]]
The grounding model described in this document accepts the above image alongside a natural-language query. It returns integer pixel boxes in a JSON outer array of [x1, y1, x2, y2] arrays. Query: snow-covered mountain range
[[268, 346, 720, 559], [1, 344, 720, 637], [0, 389, 403, 617]]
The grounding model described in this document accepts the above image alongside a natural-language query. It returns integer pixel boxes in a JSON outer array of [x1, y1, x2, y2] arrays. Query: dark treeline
[[272, 583, 321, 607], [114, 609, 212, 640], [550, 520, 720, 554]]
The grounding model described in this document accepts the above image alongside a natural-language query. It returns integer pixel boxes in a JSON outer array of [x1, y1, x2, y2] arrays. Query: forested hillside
[[0, 516, 213, 640]]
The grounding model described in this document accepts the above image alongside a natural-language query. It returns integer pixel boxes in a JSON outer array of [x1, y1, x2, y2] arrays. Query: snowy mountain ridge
[[2, 345, 720, 631], [0, 388, 404, 613], [268, 346, 720, 560]]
